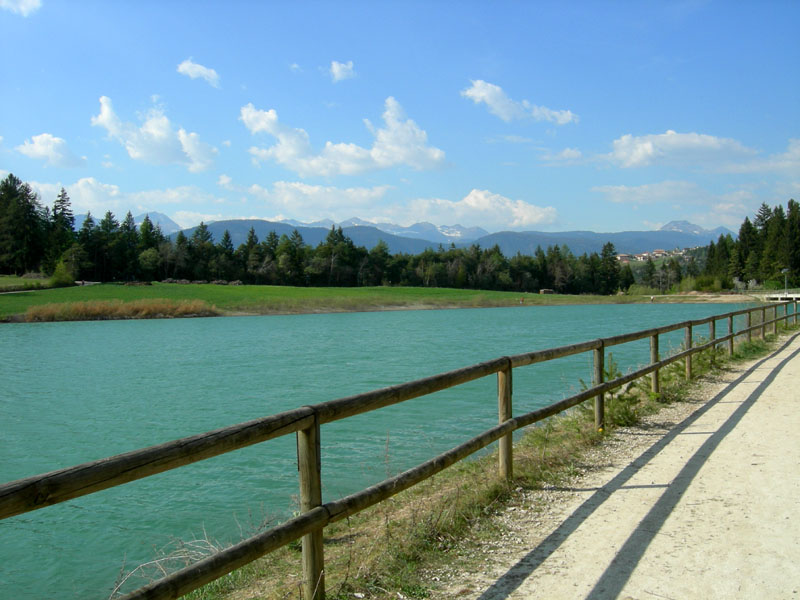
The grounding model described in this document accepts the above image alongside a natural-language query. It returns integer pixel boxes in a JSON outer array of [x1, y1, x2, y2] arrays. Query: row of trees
[[702, 200, 800, 287], [1, 173, 634, 294], [0, 174, 75, 276]]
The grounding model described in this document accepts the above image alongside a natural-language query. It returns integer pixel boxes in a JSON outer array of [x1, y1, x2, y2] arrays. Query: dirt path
[[431, 331, 800, 599]]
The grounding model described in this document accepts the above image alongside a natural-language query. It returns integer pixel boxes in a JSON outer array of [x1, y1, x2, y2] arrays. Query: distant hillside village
[[1, 173, 797, 295], [616, 247, 695, 263]]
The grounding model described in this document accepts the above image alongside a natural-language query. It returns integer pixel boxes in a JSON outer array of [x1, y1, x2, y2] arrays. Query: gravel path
[[430, 330, 800, 600]]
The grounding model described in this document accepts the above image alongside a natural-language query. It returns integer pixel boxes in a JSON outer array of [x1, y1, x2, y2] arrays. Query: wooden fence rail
[[0, 300, 796, 600]]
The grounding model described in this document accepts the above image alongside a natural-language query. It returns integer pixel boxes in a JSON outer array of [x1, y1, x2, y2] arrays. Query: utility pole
[[783, 268, 789, 297]]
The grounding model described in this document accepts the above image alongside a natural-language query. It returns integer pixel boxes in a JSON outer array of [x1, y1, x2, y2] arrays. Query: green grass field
[[0, 282, 638, 321], [0, 275, 50, 293]]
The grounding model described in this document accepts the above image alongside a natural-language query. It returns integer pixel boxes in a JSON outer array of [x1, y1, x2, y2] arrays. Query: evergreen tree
[[786, 199, 800, 276], [619, 263, 635, 291], [189, 222, 215, 280], [737, 217, 758, 273], [760, 205, 786, 281], [213, 230, 237, 280], [118, 212, 140, 280], [0, 174, 47, 274], [97, 211, 120, 281], [598, 242, 620, 294], [43, 187, 76, 274], [77, 212, 98, 279], [171, 230, 190, 279], [138, 215, 161, 252], [643, 257, 657, 288]]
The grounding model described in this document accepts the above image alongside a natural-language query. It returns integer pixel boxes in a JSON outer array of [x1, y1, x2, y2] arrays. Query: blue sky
[[1, 0, 798, 233]]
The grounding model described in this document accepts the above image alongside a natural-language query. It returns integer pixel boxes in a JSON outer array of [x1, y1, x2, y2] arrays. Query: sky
[[1, 0, 798, 234]]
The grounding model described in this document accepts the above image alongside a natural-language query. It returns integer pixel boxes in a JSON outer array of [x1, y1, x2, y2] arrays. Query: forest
[[1, 172, 797, 294], [698, 200, 800, 290]]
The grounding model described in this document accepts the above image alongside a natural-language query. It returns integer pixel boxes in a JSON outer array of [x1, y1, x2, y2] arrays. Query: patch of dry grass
[[25, 299, 220, 322]]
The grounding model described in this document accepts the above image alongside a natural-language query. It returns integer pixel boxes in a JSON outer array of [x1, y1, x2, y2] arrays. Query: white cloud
[[543, 147, 582, 162], [171, 211, 227, 228], [177, 58, 220, 88], [242, 97, 444, 176], [609, 130, 754, 168], [0, 0, 41, 17], [177, 128, 216, 173], [26, 176, 228, 228], [695, 189, 760, 229], [217, 174, 233, 189], [498, 135, 535, 144], [724, 138, 800, 175], [91, 96, 217, 172], [461, 80, 578, 125], [409, 189, 557, 230], [15, 133, 86, 167], [592, 180, 701, 205], [27, 177, 124, 215], [775, 180, 800, 199], [592, 180, 762, 229], [330, 60, 355, 82], [246, 180, 390, 222]]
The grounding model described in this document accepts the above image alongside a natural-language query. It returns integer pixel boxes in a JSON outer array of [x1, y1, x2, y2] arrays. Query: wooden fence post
[[685, 323, 692, 380], [298, 415, 324, 600], [727, 315, 734, 356], [593, 343, 605, 431], [773, 306, 779, 335], [761, 306, 766, 338], [497, 361, 513, 481], [709, 319, 716, 365], [746, 310, 752, 343], [650, 333, 659, 395], [794, 300, 798, 325]]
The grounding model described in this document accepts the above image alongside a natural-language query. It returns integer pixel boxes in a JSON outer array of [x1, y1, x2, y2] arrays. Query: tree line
[[699, 200, 799, 289], [1, 173, 635, 294]]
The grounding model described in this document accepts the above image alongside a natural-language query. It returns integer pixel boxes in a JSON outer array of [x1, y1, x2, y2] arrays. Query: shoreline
[[3, 291, 763, 323]]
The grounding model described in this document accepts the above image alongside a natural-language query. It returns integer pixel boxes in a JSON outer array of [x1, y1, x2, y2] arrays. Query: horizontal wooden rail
[[0, 358, 508, 521], [2, 299, 796, 600], [314, 356, 509, 424], [0, 407, 316, 520]]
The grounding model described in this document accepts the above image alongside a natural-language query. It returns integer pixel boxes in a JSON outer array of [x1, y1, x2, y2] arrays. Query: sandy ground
[[430, 330, 800, 599], [649, 292, 760, 303]]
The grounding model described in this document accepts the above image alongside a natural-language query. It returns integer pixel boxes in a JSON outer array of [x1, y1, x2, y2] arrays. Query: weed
[[24, 298, 220, 322], [122, 321, 800, 600]]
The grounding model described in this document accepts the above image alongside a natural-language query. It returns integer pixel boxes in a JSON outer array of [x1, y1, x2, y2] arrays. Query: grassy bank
[[1, 282, 644, 322], [24, 299, 220, 322], [110, 320, 797, 600], [0, 274, 51, 293]]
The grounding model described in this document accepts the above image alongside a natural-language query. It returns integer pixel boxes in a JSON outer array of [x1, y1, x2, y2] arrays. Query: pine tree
[[643, 257, 656, 288], [138, 215, 161, 252], [619, 262, 635, 291], [0, 174, 47, 274], [786, 199, 800, 277], [598, 242, 620, 294], [77, 212, 98, 279]]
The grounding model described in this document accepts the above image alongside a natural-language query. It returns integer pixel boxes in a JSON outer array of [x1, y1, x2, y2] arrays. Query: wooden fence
[[1, 301, 797, 600]]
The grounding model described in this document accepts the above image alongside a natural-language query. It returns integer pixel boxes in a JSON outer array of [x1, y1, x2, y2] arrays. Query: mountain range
[[176, 218, 735, 256]]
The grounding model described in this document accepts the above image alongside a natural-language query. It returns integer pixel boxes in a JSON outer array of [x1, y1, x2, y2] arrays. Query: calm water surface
[[0, 303, 749, 598]]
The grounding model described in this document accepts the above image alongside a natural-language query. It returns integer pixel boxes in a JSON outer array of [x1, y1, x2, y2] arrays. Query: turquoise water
[[0, 303, 750, 598]]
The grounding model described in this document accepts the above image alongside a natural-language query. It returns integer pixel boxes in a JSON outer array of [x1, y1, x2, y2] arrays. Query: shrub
[[49, 260, 76, 288]]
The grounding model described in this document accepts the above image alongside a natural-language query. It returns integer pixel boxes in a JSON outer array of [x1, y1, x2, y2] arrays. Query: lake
[[0, 303, 750, 598]]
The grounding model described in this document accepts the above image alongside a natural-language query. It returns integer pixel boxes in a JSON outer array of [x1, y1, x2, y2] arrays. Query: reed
[[24, 299, 220, 322]]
